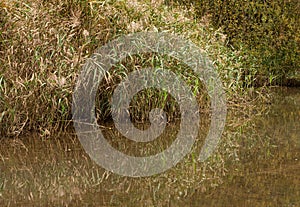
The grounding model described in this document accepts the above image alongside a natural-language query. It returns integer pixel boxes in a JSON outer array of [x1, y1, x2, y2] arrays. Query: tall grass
[[0, 0, 264, 137]]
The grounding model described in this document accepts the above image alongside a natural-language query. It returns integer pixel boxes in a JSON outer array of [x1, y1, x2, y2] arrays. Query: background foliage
[[173, 0, 299, 86]]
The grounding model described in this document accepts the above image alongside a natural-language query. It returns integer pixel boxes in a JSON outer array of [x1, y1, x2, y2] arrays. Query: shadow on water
[[0, 87, 299, 206]]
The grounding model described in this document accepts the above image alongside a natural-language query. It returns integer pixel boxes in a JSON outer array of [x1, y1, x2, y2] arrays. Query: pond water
[[0, 87, 299, 206], [192, 87, 300, 206]]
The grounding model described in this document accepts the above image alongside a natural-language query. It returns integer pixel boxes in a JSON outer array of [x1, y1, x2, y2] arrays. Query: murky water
[[191, 87, 300, 206], [0, 87, 299, 206]]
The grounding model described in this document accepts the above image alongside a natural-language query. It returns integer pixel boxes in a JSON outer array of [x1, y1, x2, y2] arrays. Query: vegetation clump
[[0, 0, 275, 137]]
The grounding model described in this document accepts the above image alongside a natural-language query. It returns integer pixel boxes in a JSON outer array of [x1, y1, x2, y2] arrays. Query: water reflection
[[198, 87, 299, 207], [0, 88, 299, 206]]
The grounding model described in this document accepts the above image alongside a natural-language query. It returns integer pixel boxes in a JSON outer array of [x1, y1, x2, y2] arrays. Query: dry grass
[[0, 0, 266, 137]]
